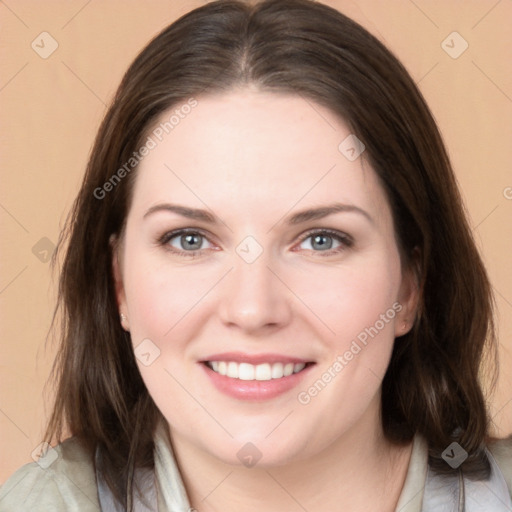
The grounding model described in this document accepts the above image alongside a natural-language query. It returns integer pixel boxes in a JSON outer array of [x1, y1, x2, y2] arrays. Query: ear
[[110, 234, 130, 331], [395, 248, 421, 337]]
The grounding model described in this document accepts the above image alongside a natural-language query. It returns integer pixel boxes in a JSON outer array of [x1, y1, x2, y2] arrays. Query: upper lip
[[200, 352, 314, 365]]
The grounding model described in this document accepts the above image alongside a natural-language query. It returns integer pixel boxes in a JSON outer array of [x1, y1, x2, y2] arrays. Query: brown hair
[[44, 0, 498, 508]]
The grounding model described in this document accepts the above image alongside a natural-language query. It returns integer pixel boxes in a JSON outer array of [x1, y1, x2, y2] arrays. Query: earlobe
[[120, 312, 130, 332], [395, 251, 421, 337]]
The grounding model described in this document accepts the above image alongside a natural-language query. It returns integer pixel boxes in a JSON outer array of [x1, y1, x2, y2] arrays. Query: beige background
[[1, 0, 511, 483]]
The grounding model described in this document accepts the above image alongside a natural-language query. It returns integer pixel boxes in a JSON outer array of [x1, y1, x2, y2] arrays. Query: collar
[[394, 434, 429, 511], [154, 420, 192, 511]]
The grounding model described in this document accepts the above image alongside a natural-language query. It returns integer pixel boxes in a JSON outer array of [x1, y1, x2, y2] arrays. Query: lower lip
[[200, 363, 315, 401]]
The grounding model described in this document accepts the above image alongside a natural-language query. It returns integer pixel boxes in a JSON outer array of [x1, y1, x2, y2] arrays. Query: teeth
[[238, 363, 254, 380], [294, 363, 306, 373], [255, 363, 271, 380], [271, 362, 284, 379], [207, 361, 307, 380], [283, 363, 294, 377], [227, 362, 238, 378]]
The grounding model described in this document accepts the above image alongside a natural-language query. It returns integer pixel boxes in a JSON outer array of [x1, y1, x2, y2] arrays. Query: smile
[[205, 361, 307, 380], [200, 352, 315, 400]]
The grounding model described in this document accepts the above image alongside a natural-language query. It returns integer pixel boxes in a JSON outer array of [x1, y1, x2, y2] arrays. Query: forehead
[[130, 89, 391, 226]]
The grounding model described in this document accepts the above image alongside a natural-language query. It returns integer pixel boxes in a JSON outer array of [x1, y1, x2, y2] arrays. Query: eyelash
[[157, 228, 353, 258]]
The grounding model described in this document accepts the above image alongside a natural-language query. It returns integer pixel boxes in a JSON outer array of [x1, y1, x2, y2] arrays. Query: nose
[[217, 253, 293, 335]]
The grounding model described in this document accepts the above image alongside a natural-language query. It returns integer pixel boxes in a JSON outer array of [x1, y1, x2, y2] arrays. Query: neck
[[168, 403, 413, 512]]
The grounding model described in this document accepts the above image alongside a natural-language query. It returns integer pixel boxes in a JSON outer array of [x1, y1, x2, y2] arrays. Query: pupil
[[183, 234, 201, 250], [313, 234, 332, 250]]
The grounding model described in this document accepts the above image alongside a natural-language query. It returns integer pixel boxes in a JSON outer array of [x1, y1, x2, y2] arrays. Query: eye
[[157, 228, 352, 258], [158, 229, 215, 256], [296, 229, 353, 255]]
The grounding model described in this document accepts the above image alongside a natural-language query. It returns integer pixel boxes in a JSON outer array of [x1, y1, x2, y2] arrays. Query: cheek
[[123, 250, 216, 339], [122, 255, 208, 411], [122, 253, 229, 396], [293, 255, 401, 416], [290, 254, 401, 346]]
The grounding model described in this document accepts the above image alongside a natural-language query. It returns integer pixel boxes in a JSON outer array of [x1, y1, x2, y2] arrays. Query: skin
[[113, 89, 419, 511]]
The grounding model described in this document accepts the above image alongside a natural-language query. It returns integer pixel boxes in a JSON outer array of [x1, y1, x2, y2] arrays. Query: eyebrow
[[143, 202, 373, 226], [144, 204, 215, 222]]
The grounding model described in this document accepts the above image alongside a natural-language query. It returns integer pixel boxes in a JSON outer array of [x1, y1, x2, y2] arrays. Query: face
[[113, 89, 418, 467]]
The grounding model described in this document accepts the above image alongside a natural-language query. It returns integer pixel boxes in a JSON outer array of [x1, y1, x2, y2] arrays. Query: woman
[[1, 0, 510, 510]]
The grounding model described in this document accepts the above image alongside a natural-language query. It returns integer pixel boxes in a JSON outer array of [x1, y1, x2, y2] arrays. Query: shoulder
[[0, 436, 100, 512], [488, 435, 512, 494]]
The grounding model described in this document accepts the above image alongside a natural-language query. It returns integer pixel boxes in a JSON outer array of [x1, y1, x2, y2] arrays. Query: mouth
[[204, 360, 313, 380], [199, 353, 316, 400]]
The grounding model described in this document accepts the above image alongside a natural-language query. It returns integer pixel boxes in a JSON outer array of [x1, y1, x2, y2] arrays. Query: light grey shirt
[[1, 419, 511, 511]]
